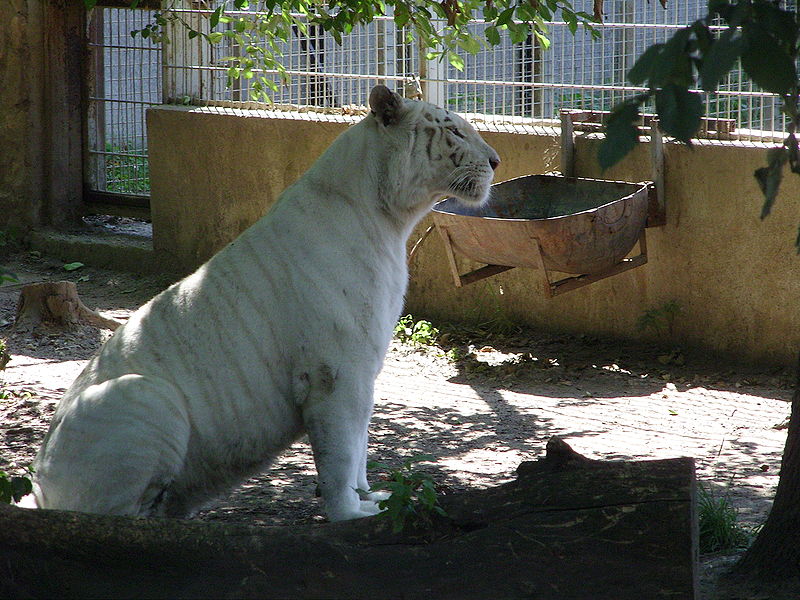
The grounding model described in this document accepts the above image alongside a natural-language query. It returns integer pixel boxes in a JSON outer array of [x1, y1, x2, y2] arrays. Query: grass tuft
[[698, 485, 751, 553]]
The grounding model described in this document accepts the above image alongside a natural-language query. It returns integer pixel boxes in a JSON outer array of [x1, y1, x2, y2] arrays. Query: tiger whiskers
[[448, 167, 477, 194]]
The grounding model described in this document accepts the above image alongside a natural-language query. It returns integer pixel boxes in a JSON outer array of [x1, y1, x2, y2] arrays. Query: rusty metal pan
[[432, 174, 650, 275]]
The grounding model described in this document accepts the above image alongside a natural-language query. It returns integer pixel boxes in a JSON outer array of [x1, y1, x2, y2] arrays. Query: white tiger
[[31, 85, 500, 522]]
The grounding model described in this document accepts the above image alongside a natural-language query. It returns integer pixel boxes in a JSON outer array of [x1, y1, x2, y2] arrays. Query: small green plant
[[698, 485, 750, 553], [0, 338, 9, 371], [637, 300, 682, 339], [444, 346, 463, 362], [0, 469, 33, 505], [394, 315, 439, 347], [367, 454, 447, 533], [63, 262, 85, 272]]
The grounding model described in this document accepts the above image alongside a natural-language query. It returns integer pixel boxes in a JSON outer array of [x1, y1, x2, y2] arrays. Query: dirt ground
[[0, 251, 794, 598]]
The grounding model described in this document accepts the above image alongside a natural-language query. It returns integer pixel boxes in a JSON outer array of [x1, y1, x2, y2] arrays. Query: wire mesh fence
[[86, 7, 161, 197], [86, 0, 792, 197]]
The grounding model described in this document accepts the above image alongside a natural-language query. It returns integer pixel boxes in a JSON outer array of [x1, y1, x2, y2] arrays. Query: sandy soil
[[0, 251, 793, 597]]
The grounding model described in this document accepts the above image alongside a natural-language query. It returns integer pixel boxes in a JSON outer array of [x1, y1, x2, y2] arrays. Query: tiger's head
[[368, 85, 500, 211]]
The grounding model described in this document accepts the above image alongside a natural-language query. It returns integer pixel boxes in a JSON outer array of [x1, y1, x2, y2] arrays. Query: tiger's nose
[[489, 156, 500, 171]]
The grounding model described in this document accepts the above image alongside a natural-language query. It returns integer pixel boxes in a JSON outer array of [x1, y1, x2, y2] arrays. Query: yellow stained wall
[[148, 105, 800, 365]]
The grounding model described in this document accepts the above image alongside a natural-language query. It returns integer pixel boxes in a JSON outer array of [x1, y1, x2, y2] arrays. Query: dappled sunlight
[[373, 344, 790, 529]]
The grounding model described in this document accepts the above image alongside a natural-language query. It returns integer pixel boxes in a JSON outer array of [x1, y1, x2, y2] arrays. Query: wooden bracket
[[437, 225, 514, 288], [646, 121, 667, 227], [437, 223, 649, 297], [559, 109, 666, 228], [536, 230, 648, 297]]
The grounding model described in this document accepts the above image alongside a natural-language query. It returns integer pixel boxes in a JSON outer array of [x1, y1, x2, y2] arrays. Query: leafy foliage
[[0, 470, 33, 505], [82, 0, 599, 101], [598, 97, 644, 170], [367, 454, 446, 533], [395, 315, 439, 347], [599, 1, 800, 247]]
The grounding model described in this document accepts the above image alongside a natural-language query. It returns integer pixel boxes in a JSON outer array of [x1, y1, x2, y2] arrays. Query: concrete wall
[[148, 105, 800, 366]]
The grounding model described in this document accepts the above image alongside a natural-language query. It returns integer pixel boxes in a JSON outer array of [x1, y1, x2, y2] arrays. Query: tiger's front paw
[[361, 490, 391, 503], [328, 502, 382, 522]]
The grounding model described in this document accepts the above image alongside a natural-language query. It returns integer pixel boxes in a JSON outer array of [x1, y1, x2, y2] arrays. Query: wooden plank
[[44, 0, 86, 227], [435, 225, 466, 288], [458, 263, 514, 286]]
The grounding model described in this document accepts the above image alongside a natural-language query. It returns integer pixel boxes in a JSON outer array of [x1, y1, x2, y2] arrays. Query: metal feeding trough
[[430, 111, 666, 297], [433, 175, 651, 296]]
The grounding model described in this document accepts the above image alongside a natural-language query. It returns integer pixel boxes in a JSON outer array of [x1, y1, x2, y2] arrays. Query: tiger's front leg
[[301, 369, 383, 522]]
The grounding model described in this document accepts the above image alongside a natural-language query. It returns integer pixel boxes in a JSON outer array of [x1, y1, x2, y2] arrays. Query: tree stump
[[0, 438, 698, 599], [13, 281, 122, 332]]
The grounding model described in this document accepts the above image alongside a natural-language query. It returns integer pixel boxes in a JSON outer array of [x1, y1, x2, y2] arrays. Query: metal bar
[[88, 43, 161, 51], [85, 190, 151, 207], [160, 62, 785, 100], [88, 97, 161, 106], [89, 151, 148, 159], [94, 0, 161, 9]]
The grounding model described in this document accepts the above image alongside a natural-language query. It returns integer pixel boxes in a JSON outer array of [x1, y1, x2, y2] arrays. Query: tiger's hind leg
[[33, 374, 192, 517]]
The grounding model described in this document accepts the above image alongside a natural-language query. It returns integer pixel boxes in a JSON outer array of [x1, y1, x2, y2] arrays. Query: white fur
[[31, 86, 499, 522]]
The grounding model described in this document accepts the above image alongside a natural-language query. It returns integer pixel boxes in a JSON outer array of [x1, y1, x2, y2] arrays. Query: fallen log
[[0, 438, 697, 599]]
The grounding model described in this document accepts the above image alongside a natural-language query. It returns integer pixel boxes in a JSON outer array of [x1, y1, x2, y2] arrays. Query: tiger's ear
[[369, 85, 404, 127]]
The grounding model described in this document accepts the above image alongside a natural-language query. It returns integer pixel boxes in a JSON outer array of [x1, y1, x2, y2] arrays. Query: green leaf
[[208, 32, 223, 44], [655, 84, 703, 144], [10, 476, 32, 502], [210, 6, 222, 29], [700, 27, 744, 91], [598, 100, 641, 171], [742, 25, 797, 95], [533, 29, 551, 50], [485, 25, 501, 46], [752, 1, 798, 51], [84, 0, 98, 9], [63, 262, 85, 272], [627, 44, 665, 86], [508, 21, 531, 45], [754, 147, 788, 220], [394, 4, 411, 28], [457, 35, 481, 55], [496, 7, 516, 27], [447, 51, 465, 71], [649, 28, 693, 88]]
